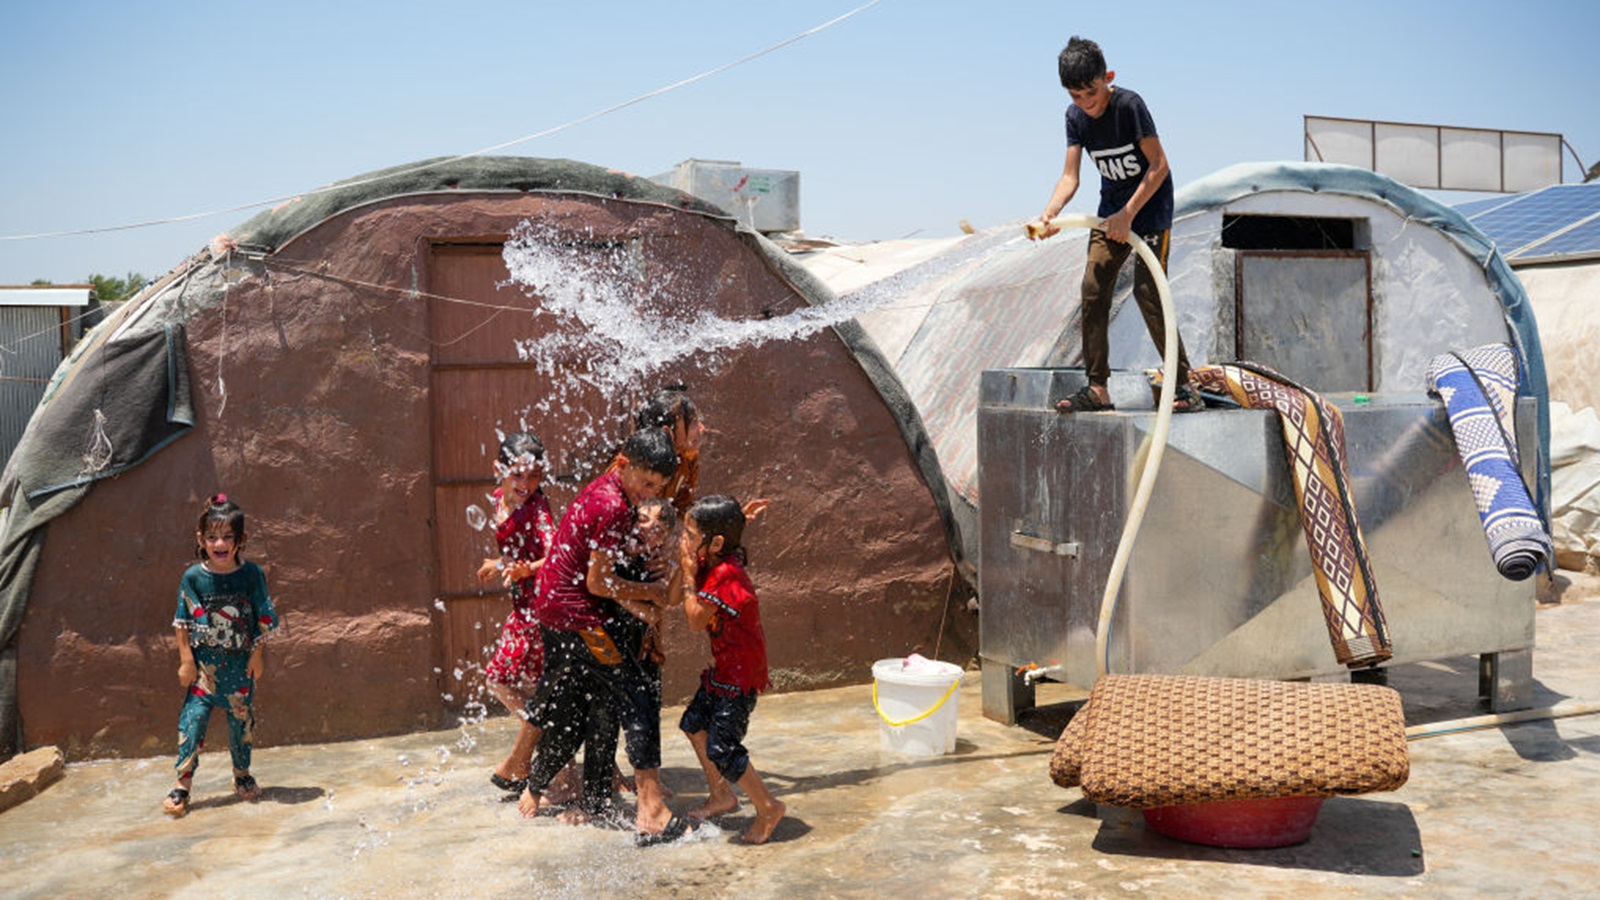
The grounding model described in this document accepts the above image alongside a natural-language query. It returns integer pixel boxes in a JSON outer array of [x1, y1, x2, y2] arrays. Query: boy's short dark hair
[[633, 387, 697, 432], [619, 427, 679, 478], [1058, 36, 1106, 90]]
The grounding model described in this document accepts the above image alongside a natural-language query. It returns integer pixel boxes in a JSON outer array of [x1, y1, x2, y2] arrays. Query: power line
[[0, 1, 883, 243]]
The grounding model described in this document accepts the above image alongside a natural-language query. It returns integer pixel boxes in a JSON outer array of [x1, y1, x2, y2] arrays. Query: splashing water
[[439, 217, 964, 736], [501, 219, 902, 402]]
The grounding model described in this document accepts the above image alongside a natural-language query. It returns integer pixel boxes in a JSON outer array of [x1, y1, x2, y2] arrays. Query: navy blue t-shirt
[[1065, 87, 1174, 234]]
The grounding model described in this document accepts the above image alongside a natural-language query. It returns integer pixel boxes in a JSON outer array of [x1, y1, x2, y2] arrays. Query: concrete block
[[0, 746, 65, 814]]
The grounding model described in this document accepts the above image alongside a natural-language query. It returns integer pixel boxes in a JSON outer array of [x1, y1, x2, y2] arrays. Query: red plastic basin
[[1142, 796, 1325, 848]]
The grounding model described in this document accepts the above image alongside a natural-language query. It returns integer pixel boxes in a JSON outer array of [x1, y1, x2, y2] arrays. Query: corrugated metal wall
[[0, 307, 65, 469]]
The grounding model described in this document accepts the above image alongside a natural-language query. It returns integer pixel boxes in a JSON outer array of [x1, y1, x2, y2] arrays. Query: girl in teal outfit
[[163, 494, 279, 818]]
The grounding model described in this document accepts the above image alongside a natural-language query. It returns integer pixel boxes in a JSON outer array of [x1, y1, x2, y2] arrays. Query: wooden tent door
[[425, 242, 608, 712]]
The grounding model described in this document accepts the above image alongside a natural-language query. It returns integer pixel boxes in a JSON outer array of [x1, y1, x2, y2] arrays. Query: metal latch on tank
[[1009, 529, 1079, 557]]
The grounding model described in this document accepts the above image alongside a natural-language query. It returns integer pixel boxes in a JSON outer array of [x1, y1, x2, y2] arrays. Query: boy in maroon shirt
[[519, 428, 679, 839]]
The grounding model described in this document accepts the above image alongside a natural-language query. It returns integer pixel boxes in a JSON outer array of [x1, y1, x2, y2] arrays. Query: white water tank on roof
[[651, 158, 800, 233]]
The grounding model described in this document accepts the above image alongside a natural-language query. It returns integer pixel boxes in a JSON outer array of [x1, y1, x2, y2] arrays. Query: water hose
[[1405, 699, 1600, 741], [1030, 215, 1179, 678]]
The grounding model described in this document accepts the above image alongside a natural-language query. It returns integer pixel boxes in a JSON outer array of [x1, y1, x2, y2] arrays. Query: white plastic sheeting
[[1520, 263, 1600, 417], [813, 163, 1543, 500], [1550, 402, 1600, 564], [800, 162, 1550, 574]]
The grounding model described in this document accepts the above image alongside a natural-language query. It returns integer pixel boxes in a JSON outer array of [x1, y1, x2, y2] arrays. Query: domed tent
[[806, 161, 1549, 574], [0, 157, 968, 761]]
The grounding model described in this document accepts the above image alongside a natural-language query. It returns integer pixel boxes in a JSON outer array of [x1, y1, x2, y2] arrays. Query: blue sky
[[3, 0, 1596, 285]]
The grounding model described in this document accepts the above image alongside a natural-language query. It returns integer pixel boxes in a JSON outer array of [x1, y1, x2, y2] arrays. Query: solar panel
[[1457, 183, 1600, 259], [1453, 195, 1516, 218], [1519, 216, 1600, 258]]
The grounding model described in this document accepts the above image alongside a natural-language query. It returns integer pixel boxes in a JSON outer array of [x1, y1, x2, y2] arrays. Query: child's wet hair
[[496, 432, 545, 470], [688, 494, 746, 564], [633, 386, 698, 432], [1058, 35, 1106, 90], [195, 493, 246, 559], [637, 496, 677, 529], [620, 428, 679, 478]]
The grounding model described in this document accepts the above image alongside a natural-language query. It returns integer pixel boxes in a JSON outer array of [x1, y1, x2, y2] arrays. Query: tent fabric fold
[[0, 323, 193, 756]]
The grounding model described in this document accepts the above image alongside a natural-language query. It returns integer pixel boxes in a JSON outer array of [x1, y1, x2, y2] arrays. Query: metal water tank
[[977, 367, 1537, 723]]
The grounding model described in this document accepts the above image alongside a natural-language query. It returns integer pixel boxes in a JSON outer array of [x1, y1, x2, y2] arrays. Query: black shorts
[[679, 683, 758, 782]]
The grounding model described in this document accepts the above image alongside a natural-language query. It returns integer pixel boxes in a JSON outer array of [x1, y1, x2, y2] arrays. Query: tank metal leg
[[1479, 649, 1534, 713], [981, 656, 1034, 725]]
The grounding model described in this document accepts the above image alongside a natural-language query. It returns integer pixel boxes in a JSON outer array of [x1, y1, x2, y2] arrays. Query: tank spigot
[[1016, 662, 1062, 686]]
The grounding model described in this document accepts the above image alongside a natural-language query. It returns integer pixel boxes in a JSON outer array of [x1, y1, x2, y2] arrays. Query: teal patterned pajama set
[[172, 561, 278, 777]]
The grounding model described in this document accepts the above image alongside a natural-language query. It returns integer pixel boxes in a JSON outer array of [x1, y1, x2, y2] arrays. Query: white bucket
[[871, 654, 963, 756]]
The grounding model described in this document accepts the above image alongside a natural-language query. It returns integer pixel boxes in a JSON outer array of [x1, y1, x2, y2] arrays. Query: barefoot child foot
[[741, 798, 787, 845], [556, 806, 593, 826], [542, 760, 583, 805], [688, 793, 739, 821], [517, 786, 543, 819]]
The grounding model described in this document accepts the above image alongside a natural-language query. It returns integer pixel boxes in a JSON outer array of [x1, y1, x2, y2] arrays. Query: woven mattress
[[1050, 674, 1409, 808]]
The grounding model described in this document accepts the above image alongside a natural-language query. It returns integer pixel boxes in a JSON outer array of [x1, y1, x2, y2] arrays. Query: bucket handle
[[872, 675, 961, 727]]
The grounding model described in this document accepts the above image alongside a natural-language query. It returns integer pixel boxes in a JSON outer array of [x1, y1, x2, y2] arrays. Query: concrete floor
[[4, 578, 1600, 898]]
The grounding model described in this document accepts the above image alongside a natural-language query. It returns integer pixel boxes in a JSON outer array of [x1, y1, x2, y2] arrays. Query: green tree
[[86, 271, 148, 303]]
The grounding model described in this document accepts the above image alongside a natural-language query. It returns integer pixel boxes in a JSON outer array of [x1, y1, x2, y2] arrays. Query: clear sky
[[3, 0, 1597, 286]]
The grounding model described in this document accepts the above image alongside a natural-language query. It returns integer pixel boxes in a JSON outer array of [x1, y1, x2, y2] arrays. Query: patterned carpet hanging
[[1190, 362, 1392, 668], [1426, 343, 1552, 581]]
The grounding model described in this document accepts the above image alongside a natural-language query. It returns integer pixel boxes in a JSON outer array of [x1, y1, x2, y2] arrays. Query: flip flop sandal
[[490, 772, 528, 794], [1057, 384, 1115, 413], [635, 814, 691, 848], [163, 787, 190, 818], [234, 774, 260, 800]]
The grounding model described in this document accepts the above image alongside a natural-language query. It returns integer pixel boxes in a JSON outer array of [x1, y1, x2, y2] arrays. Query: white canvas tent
[[801, 161, 1549, 576]]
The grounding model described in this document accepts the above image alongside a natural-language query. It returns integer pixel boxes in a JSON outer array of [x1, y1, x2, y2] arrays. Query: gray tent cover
[[0, 324, 192, 757]]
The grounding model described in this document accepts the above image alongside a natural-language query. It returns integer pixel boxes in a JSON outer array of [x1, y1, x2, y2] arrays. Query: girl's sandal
[[489, 772, 528, 794], [163, 787, 190, 818], [234, 773, 261, 801]]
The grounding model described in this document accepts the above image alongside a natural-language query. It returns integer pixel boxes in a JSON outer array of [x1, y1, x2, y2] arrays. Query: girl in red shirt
[[476, 432, 555, 795], [676, 494, 786, 845]]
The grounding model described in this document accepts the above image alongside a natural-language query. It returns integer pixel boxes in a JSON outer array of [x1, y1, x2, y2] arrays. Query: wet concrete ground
[[4, 577, 1600, 898]]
